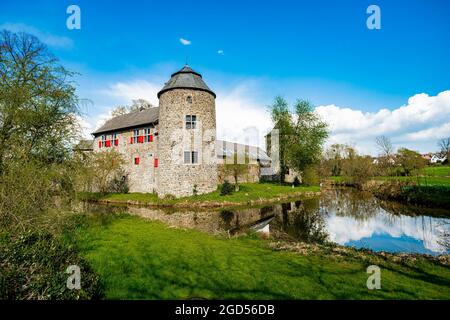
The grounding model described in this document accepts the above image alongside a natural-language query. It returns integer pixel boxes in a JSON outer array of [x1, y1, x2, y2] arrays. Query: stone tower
[[156, 65, 218, 197]]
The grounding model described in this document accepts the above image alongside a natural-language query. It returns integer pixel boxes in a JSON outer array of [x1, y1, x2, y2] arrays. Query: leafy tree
[[322, 143, 356, 176], [88, 149, 126, 193], [341, 154, 376, 188], [289, 99, 329, 172], [0, 30, 79, 171], [397, 148, 426, 176], [267, 96, 293, 181], [268, 97, 328, 182]]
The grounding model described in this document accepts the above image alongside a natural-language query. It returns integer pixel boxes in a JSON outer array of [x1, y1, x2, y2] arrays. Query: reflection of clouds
[[326, 211, 450, 253]]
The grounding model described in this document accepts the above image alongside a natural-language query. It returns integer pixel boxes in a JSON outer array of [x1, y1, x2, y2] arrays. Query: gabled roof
[[93, 107, 159, 135], [157, 65, 216, 98]]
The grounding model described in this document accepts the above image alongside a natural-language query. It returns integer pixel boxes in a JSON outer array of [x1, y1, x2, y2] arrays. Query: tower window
[[184, 151, 199, 164], [186, 95, 192, 103], [185, 115, 197, 129]]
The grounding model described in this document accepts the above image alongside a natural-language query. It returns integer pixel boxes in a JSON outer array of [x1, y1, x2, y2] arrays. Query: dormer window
[[185, 115, 196, 129]]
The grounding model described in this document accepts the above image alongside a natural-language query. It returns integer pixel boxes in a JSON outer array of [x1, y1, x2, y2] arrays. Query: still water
[[86, 188, 450, 255]]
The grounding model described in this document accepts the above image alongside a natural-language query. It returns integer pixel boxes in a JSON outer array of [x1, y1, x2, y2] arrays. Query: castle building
[[90, 66, 270, 197]]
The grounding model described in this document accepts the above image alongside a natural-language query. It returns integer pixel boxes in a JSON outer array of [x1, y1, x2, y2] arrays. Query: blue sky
[[1, 0, 450, 153]]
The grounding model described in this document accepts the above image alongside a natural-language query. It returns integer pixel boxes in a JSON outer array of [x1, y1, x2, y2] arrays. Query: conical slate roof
[[157, 65, 216, 98]]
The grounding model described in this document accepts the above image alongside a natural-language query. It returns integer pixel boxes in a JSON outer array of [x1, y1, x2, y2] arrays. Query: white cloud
[[0, 23, 73, 49], [326, 211, 448, 253], [101, 80, 160, 106], [217, 49, 224, 55], [179, 38, 191, 45], [77, 68, 450, 155], [316, 90, 450, 155], [216, 84, 272, 148]]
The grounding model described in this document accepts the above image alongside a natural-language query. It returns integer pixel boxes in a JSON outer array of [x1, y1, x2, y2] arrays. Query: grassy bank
[[374, 183, 450, 210], [78, 183, 321, 208], [330, 165, 450, 187], [75, 214, 450, 300], [329, 166, 450, 209]]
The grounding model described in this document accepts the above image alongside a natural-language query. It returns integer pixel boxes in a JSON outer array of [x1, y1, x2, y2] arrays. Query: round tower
[[156, 65, 217, 197]]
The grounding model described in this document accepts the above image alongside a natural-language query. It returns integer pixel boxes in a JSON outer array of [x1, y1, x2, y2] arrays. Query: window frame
[[101, 134, 107, 147], [112, 133, 118, 146], [133, 129, 140, 143], [185, 115, 197, 130], [144, 128, 152, 142], [184, 151, 199, 164]]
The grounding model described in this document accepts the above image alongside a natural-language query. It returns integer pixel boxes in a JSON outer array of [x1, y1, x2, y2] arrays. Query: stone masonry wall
[[93, 121, 159, 193], [157, 89, 218, 197], [217, 164, 261, 184]]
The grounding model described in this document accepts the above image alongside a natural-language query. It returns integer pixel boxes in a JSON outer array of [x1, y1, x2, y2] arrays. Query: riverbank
[[74, 213, 450, 299], [328, 176, 450, 210], [78, 183, 321, 209]]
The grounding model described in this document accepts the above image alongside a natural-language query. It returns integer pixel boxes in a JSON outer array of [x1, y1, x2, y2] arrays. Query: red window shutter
[[105, 140, 111, 148], [115, 139, 118, 146], [154, 158, 158, 167], [130, 137, 133, 144], [98, 141, 102, 148], [135, 157, 140, 165], [149, 134, 153, 142], [138, 135, 144, 143]]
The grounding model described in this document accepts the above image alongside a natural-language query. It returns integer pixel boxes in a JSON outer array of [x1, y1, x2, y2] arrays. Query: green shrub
[[0, 230, 103, 300], [302, 167, 319, 186], [220, 180, 234, 196], [193, 184, 198, 196]]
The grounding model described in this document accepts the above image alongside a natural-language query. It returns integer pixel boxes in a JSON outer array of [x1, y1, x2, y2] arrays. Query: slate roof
[[157, 65, 216, 98], [93, 107, 159, 135]]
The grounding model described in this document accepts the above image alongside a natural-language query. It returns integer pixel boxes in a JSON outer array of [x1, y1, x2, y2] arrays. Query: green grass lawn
[[330, 165, 450, 186], [75, 214, 450, 299], [375, 176, 450, 186], [78, 183, 320, 206], [424, 165, 450, 177]]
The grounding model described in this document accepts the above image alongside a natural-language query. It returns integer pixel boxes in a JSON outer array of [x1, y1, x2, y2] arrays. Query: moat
[[82, 187, 450, 255]]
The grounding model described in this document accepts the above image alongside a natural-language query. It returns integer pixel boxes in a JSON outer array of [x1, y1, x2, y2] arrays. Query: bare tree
[[110, 99, 155, 118], [375, 136, 395, 175], [438, 137, 450, 158], [376, 135, 393, 157]]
